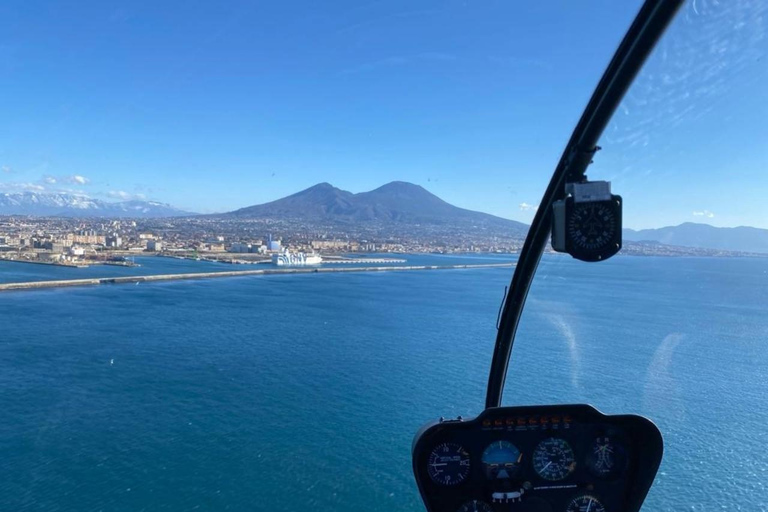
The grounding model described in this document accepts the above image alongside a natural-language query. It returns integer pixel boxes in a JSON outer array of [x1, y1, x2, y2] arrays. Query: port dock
[[0, 258, 89, 268], [0, 262, 514, 292], [324, 258, 406, 264], [157, 255, 408, 265]]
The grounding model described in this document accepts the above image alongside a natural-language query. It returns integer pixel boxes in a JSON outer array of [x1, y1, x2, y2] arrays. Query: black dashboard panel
[[412, 405, 662, 512]]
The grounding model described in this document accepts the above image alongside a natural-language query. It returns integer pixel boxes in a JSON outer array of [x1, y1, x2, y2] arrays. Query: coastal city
[[0, 215, 523, 267], [3, 3, 768, 512], [0, 215, 756, 269]]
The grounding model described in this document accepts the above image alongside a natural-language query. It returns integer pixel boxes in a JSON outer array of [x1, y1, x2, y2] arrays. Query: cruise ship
[[271, 250, 323, 267]]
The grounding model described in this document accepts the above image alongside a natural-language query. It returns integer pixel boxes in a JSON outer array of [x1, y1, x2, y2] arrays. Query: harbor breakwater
[[0, 262, 515, 292]]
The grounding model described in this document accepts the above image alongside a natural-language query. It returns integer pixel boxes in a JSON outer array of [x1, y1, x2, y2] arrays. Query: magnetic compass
[[552, 180, 622, 262]]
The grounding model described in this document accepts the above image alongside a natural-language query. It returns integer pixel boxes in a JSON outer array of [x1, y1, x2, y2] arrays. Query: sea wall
[[0, 263, 514, 292]]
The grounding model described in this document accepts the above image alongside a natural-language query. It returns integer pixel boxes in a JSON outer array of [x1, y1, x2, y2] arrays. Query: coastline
[[0, 258, 89, 268], [0, 262, 515, 292]]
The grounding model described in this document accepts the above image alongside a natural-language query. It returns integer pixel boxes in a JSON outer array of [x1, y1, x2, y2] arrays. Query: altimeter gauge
[[533, 438, 576, 481]]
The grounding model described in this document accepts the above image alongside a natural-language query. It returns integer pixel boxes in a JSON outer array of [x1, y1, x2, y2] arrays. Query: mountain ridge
[[225, 181, 529, 234], [3, 187, 767, 254], [623, 222, 768, 254], [0, 192, 193, 218]]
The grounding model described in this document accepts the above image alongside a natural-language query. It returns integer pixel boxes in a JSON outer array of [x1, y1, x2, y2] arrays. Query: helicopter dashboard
[[412, 404, 662, 512]]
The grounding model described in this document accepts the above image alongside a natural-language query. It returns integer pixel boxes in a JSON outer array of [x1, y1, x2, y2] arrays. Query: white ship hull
[[272, 251, 323, 266]]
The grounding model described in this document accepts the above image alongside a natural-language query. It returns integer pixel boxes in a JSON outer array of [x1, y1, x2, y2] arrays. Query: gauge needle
[[587, 499, 593, 512], [540, 461, 552, 472]]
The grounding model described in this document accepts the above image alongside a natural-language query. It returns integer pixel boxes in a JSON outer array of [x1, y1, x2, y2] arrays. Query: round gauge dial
[[427, 442, 470, 486], [587, 436, 626, 478], [566, 495, 606, 512], [481, 440, 522, 480], [532, 438, 576, 481], [457, 500, 493, 512], [567, 202, 618, 253]]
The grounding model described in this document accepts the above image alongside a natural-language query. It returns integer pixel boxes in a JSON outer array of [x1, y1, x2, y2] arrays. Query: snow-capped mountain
[[0, 192, 193, 218]]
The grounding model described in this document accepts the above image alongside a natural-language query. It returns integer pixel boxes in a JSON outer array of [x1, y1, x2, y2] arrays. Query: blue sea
[[1, 255, 767, 511]]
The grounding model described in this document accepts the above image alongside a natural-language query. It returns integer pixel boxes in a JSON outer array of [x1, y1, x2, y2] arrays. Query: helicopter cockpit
[[413, 405, 661, 512], [412, 1, 684, 511]]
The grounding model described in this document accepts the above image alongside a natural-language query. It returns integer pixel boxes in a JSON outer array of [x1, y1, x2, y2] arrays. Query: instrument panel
[[412, 405, 662, 512]]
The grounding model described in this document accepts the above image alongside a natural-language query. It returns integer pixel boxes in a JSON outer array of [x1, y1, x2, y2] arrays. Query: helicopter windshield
[[502, 1, 768, 510], [0, 1, 765, 512]]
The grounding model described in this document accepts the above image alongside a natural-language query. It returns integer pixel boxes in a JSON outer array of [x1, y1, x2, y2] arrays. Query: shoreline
[[0, 262, 515, 292], [0, 258, 89, 268], [0, 258, 140, 269]]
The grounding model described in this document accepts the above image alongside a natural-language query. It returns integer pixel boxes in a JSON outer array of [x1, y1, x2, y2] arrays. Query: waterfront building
[[228, 242, 251, 253], [146, 240, 162, 252]]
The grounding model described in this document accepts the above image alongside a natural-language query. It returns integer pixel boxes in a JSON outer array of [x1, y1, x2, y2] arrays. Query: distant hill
[[226, 181, 529, 235], [0, 192, 192, 218], [624, 223, 768, 254]]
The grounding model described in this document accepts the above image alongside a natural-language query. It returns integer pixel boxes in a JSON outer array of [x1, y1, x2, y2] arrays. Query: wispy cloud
[[519, 202, 538, 212], [604, 0, 767, 152], [1, 165, 11, 174], [107, 190, 146, 201], [692, 210, 715, 218], [0, 182, 46, 192], [65, 175, 89, 185], [1, 174, 155, 203]]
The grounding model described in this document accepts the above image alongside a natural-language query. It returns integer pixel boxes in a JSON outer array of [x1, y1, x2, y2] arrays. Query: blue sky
[[0, 0, 765, 228]]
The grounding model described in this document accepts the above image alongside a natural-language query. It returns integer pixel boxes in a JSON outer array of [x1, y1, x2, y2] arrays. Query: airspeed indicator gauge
[[427, 442, 470, 486]]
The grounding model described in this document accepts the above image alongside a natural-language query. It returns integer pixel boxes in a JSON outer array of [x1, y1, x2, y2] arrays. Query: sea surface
[[1, 254, 767, 511]]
